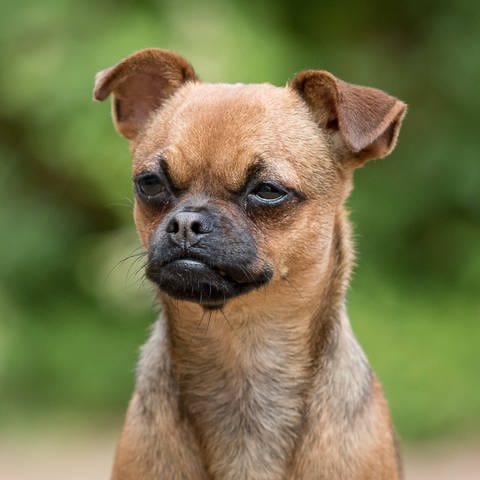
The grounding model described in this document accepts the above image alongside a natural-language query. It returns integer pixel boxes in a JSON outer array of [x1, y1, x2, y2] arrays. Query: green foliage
[[1, 0, 479, 441]]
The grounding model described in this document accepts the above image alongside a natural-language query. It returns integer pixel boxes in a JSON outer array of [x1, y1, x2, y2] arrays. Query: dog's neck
[[162, 208, 353, 367], [136, 210, 371, 477]]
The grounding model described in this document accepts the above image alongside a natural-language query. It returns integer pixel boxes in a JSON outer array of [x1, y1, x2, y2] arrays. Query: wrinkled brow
[[237, 159, 268, 191]]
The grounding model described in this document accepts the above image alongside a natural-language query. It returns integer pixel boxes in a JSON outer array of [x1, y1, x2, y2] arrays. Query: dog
[[94, 48, 406, 480]]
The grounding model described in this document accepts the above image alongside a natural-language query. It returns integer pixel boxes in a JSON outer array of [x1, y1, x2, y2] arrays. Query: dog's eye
[[136, 173, 165, 198], [250, 182, 288, 204]]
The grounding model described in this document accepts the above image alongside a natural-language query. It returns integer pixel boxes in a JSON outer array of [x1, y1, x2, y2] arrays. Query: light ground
[[0, 432, 478, 479]]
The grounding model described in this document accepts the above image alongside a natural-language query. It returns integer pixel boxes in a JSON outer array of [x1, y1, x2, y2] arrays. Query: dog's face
[[130, 83, 338, 308], [94, 49, 406, 310]]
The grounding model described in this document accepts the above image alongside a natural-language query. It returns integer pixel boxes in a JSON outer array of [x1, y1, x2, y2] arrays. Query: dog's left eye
[[250, 182, 288, 204], [136, 173, 165, 198]]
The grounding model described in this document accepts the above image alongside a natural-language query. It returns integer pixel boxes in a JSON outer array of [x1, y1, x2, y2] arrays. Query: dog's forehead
[[133, 82, 333, 194]]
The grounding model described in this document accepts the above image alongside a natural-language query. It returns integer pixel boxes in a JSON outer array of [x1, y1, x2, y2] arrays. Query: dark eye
[[250, 182, 288, 204], [136, 173, 165, 198]]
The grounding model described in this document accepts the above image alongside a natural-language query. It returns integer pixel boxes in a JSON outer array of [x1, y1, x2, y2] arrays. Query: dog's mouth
[[145, 257, 272, 309]]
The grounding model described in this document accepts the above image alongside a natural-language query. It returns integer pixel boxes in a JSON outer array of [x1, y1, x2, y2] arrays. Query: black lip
[[145, 257, 272, 306], [167, 259, 227, 282], [172, 259, 211, 271]]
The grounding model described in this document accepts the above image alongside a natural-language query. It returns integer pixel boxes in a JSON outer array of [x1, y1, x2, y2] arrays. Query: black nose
[[166, 211, 213, 247]]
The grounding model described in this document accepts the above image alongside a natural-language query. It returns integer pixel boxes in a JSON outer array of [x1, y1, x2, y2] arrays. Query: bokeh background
[[1, 0, 479, 466]]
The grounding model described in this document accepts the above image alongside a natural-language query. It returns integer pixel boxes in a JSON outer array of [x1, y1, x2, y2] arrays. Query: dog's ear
[[289, 70, 406, 166], [93, 48, 198, 140]]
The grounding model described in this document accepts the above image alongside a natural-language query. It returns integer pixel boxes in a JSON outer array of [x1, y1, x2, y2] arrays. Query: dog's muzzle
[[145, 207, 272, 308]]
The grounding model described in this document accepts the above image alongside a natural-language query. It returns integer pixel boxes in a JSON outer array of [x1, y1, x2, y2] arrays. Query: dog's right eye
[[248, 181, 289, 206], [135, 173, 165, 198]]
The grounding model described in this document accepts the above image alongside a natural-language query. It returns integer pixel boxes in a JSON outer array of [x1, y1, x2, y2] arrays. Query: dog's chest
[[174, 325, 310, 479]]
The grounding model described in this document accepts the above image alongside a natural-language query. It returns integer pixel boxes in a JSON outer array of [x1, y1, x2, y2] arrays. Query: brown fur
[[94, 48, 406, 479]]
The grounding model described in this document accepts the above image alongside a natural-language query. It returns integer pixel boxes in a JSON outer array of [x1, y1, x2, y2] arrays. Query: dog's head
[[94, 49, 406, 310]]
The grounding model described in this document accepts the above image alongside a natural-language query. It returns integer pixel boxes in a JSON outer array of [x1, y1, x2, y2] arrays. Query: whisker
[[219, 308, 233, 331], [107, 250, 147, 279]]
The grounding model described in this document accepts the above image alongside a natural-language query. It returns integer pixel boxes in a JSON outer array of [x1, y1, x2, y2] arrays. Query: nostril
[[166, 218, 179, 234], [190, 220, 202, 234]]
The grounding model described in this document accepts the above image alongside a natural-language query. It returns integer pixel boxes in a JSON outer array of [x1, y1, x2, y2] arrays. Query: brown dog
[[94, 48, 406, 480]]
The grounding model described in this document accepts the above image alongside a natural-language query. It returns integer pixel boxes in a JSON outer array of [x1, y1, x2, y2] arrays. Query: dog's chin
[[146, 259, 272, 309]]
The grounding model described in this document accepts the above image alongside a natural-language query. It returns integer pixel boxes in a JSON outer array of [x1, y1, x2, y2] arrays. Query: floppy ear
[[289, 70, 406, 165], [93, 48, 198, 140]]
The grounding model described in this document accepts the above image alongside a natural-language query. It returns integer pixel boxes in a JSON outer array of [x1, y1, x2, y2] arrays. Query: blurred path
[[0, 432, 115, 480], [0, 432, 478, 479], [404, 440, 480, 480]]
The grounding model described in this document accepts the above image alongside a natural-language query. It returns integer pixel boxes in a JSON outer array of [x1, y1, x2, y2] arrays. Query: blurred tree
[[0, 0, 479, 441]]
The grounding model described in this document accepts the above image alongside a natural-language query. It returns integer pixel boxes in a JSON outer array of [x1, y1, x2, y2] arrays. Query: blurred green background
[[0, 0, 479, 444]]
